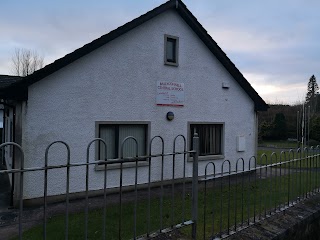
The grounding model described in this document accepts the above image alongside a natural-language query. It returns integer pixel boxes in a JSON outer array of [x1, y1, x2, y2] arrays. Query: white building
[[0, 0, 268, 204]]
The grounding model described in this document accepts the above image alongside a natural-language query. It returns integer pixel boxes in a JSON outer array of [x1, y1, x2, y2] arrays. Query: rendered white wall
[[21, 10, 257, 199]]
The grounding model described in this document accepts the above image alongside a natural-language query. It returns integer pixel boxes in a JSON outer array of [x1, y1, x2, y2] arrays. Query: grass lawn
[[258, 140, 299, 149], [16, 170, 320, 240], [259, 139, 320, 150], [257, 149, 320, 168]]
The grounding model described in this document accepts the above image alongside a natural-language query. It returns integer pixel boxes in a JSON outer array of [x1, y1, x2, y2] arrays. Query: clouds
[[0, 0, 165, 72], [199, 0, 320, 104], [0, 0, 319, 104], [244, 72, 306, 104]]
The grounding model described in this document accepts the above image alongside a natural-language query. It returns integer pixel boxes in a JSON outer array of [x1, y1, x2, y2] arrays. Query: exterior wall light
[[166, 111, 174, 121]]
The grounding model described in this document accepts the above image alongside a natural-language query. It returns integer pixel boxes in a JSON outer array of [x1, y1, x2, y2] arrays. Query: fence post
[[192, 133, 199, 239]]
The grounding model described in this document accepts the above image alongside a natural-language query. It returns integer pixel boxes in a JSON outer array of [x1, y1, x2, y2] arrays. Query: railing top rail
[[0, 150, 195, 174]]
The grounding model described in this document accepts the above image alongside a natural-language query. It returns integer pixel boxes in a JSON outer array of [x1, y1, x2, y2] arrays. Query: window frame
[[164, 34, 179, 66], [95, 121, 151, 170], [188, 122, 225, 161]]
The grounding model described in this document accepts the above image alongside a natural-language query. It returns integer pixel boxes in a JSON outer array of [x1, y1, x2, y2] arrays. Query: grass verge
[[16, 169, 320, 240]]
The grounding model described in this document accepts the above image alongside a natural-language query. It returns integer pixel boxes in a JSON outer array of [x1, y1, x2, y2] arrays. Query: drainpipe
[[255, 111, 259, 156]]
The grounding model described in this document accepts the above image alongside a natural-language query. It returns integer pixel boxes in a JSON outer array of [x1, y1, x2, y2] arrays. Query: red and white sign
[[156, 81, 184, 106]]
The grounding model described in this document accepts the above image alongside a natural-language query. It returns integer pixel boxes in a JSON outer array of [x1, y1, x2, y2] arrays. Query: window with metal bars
[[190, 124, 223, 156]]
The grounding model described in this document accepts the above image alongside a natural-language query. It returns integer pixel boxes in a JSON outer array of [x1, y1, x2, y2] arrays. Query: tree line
[[259, 75, 320, 145]]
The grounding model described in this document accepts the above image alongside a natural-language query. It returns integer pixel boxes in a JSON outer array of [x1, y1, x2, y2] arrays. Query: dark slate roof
[[0, 75, 23, 89], [0, 75, 25, 100], [1, 0, 268, 111]]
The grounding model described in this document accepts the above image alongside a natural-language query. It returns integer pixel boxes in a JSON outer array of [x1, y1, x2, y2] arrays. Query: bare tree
[[11, 48, 44, 76]]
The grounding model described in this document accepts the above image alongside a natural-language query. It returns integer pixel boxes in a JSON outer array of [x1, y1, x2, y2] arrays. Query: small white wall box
[[237, 135, 246, 152], [222, 81, 230, 89]]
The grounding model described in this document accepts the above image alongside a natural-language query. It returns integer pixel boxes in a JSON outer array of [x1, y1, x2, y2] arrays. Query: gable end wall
[[21, 10, 256, 199]]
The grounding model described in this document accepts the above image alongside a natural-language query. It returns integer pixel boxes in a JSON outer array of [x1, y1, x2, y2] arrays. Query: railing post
[[192, 133, 199, 239]]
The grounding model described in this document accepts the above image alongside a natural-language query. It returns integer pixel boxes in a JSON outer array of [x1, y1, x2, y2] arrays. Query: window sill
[[188, 155, 225, 162], [95, 160, 149, 171], [164, 61, 179, 67]]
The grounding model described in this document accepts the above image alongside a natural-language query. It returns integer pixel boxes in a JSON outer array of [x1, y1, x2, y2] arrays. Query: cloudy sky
[[1, 0, 319, 105]]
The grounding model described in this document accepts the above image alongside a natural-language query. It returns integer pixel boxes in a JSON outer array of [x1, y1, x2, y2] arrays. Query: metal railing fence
[[201, 146, 320, 239], [0, 135, 197, 240], [1, 137, 320, 240]]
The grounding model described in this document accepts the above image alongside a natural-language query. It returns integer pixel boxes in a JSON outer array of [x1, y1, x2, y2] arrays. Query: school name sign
[[156, 81, 184, 106]]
